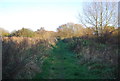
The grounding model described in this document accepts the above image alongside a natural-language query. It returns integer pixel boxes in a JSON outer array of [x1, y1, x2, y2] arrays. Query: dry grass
[[2, 37, 55, 79]]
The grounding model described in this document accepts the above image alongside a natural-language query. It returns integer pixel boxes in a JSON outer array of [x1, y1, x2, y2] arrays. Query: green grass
[[33, 40, 116, 79]]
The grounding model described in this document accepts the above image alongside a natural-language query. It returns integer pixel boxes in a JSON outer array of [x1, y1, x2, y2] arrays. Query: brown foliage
[[65, 37, 118, 66], [2, 37, 53, 79]]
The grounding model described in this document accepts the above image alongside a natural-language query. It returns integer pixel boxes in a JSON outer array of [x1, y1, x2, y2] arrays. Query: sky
[[0, 0, 85, 32], [0, 0, 119, 32]]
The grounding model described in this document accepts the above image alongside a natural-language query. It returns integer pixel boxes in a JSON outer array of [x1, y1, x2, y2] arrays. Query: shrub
[[2, 37, 52, 79]]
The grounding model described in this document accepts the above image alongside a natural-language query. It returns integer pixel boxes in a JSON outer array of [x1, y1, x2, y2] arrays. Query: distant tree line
[[0, 2, 119, 44], [0, 28, 10, 37], [0, 23, 119, 44], [0, 27, 56, 39], [10, 28, 35, 37], [0, 1, 119, 44]]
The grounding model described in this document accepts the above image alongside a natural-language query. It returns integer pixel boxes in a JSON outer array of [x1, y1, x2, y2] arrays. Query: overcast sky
[[0, 0, 119, 32]]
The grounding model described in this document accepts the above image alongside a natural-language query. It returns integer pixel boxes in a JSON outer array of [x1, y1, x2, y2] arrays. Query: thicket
[[2, 37, 55, 79], [62, 37, 119, 78], [1, 24, 119, 45], [1, 23, 119, 79]]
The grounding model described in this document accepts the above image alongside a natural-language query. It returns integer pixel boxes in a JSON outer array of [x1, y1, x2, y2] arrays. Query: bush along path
[[33, 40, 116, 79]]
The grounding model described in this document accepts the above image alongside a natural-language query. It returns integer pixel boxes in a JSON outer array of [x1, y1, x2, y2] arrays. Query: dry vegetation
[[1, 24, 119, 79], [1, 1, 119, 79], [2, 32, 119, 79], [2, 37, 56, 79]]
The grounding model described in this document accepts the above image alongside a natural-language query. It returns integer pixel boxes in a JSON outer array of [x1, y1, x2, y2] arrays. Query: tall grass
[[2, 37, 54, 79], [34, 40, 118, 79], [2, 37, 118, 79]]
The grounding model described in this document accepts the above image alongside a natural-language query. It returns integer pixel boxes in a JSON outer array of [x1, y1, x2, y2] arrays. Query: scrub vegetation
[[1, 1, 119, 79]]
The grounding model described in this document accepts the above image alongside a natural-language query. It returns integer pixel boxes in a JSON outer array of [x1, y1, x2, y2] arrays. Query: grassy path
[[33, 40, 115, 79]]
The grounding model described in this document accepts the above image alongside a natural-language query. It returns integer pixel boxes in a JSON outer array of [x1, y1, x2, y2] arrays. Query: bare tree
[[78, 1, 118, 37]]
